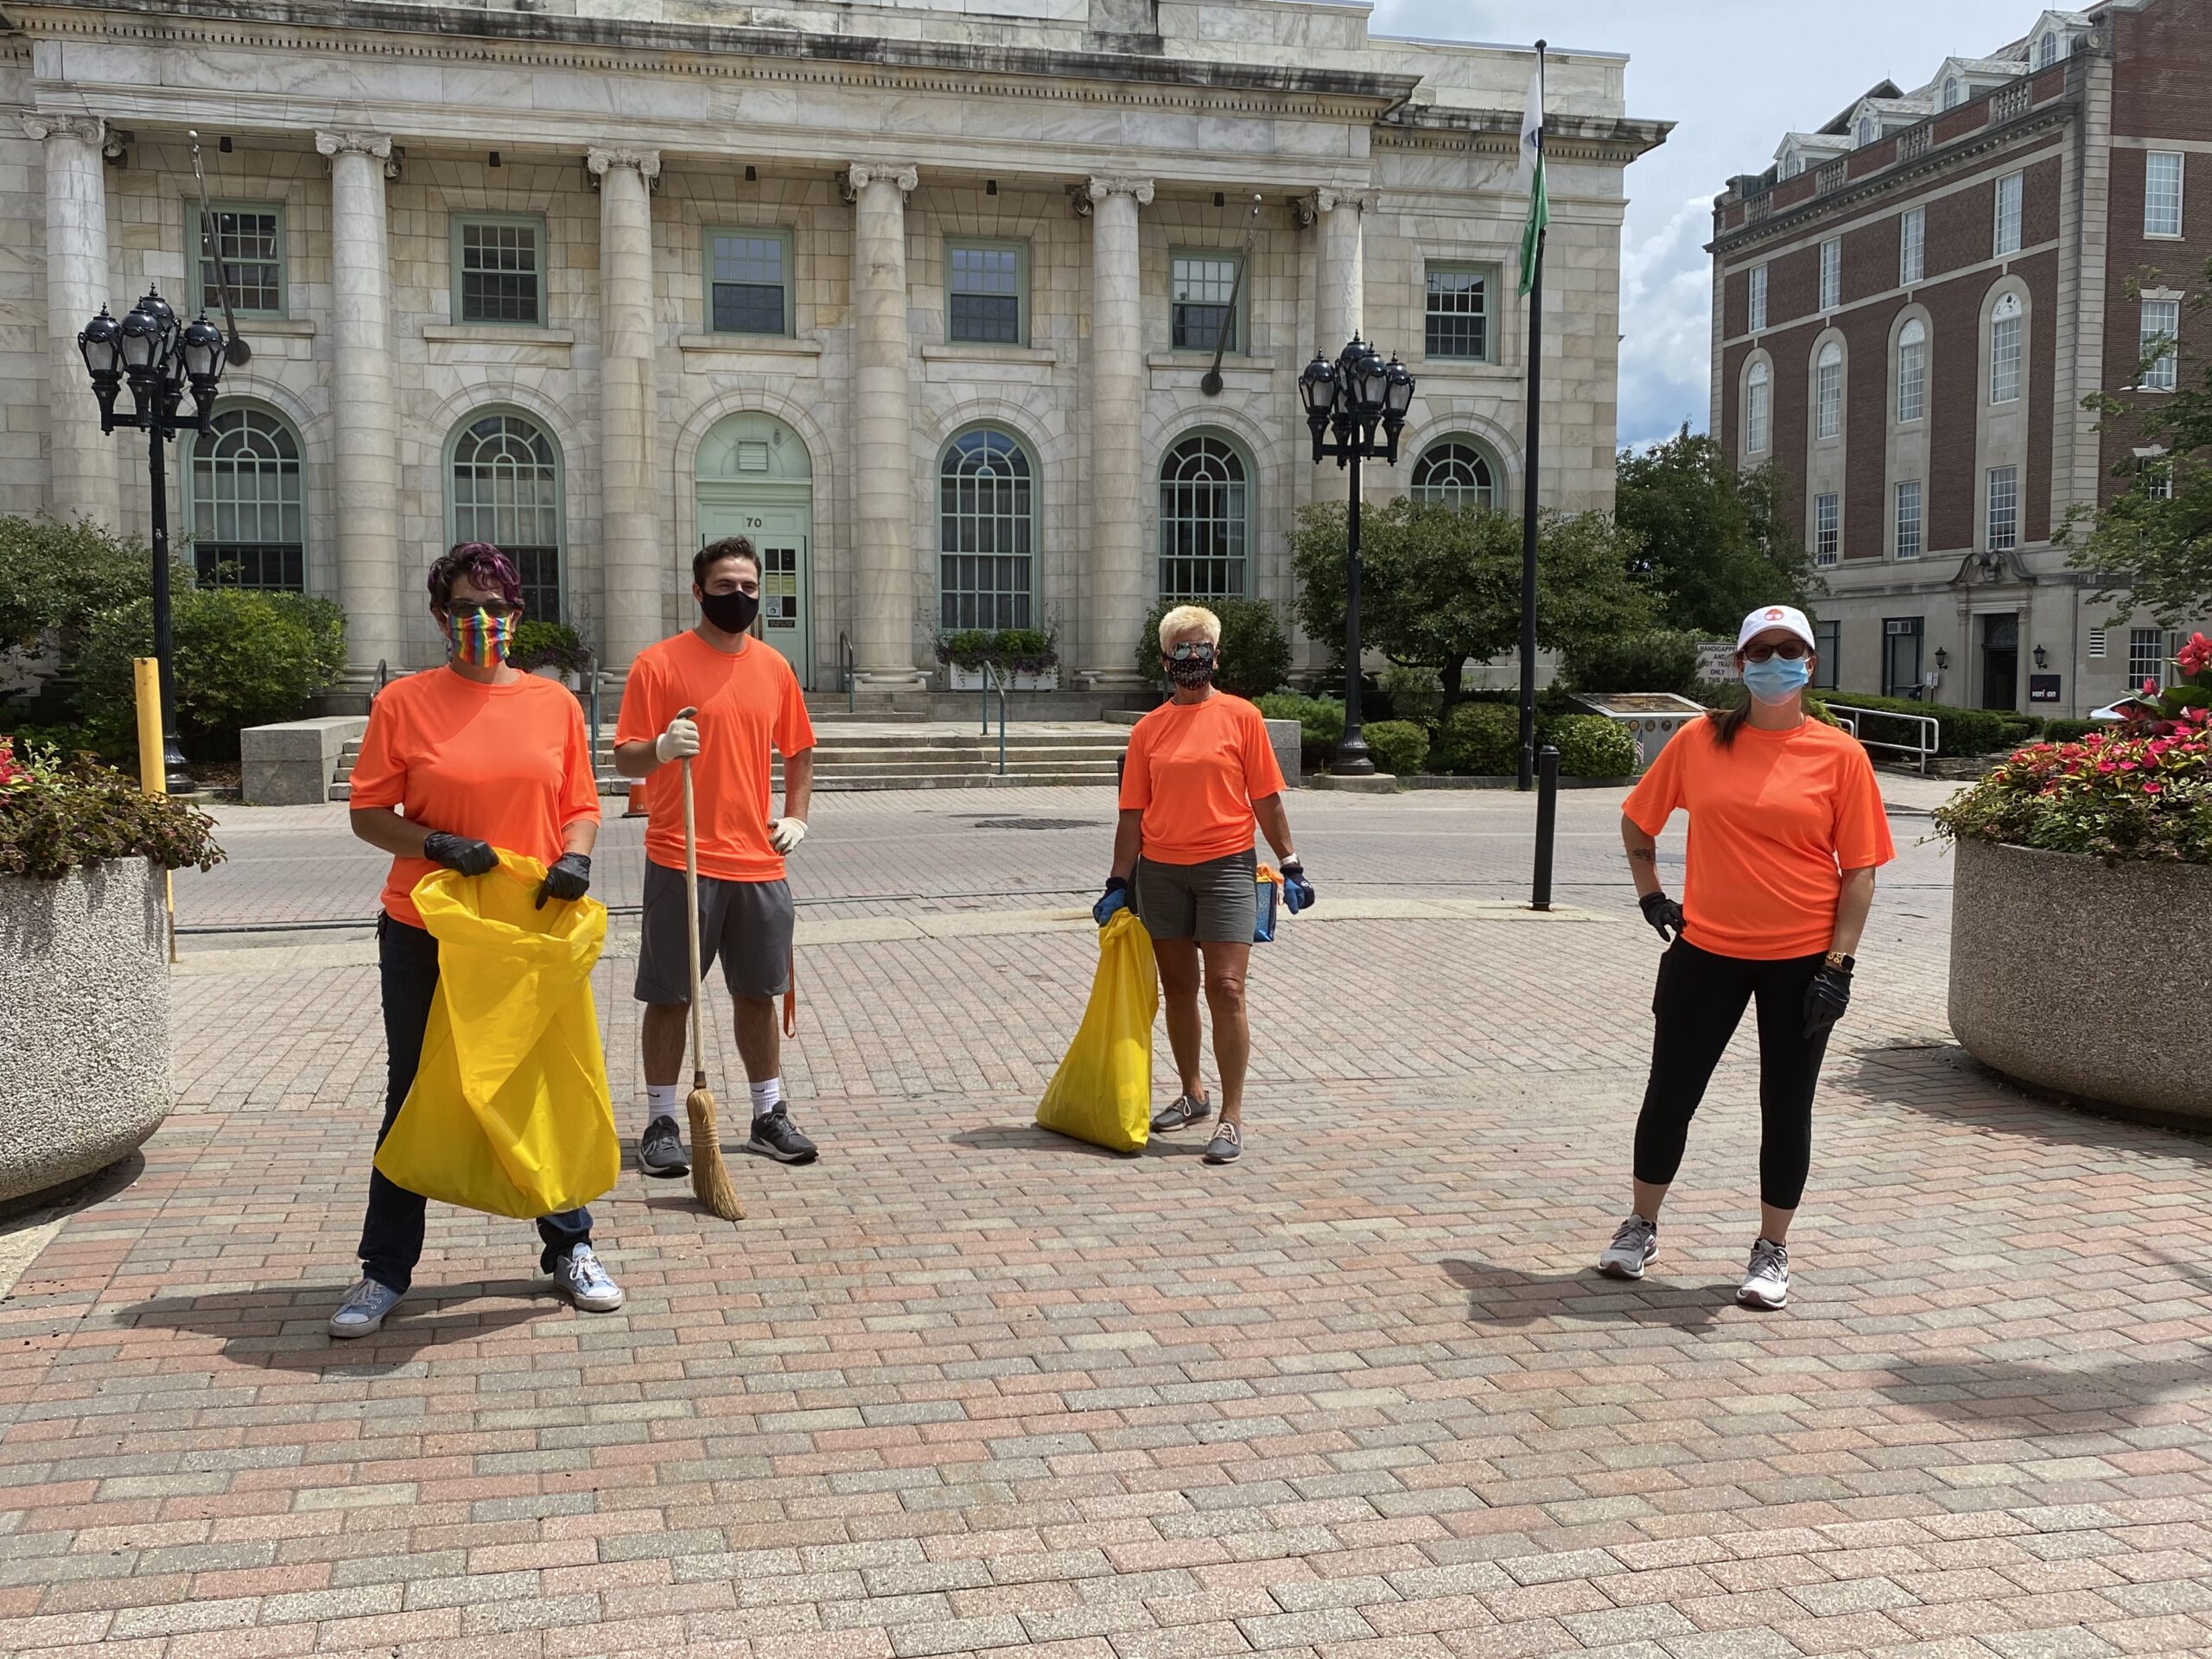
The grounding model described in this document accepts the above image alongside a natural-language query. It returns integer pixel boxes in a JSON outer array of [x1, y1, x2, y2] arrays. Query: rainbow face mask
[[447, 606, 517, 668]]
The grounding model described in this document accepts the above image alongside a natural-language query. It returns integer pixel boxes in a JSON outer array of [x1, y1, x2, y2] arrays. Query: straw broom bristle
[[687, 1083, 745, 1221]]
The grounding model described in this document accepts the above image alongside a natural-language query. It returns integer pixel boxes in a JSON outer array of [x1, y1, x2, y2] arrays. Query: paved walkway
[[4, 786, 2209, 1659]]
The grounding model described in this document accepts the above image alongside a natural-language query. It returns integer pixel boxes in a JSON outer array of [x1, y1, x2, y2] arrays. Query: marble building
[[0, 0, 1666, 695]]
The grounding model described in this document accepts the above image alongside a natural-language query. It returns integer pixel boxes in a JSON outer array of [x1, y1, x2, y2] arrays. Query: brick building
[[1707, 0, 2209, 719]]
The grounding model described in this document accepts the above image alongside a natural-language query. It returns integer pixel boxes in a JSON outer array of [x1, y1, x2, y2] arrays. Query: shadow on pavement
[[1441, 1256, 1733, 1332], [1870, 1350, 2212, 1427], [1839, 1043, 2212, 1160], [949, 1123, 1160, 1160], [124, 1281, 555, 1372]]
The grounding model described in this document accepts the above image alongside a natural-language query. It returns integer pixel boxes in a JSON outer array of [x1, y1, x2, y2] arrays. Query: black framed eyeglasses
[[1743, 640, 1809, 663]]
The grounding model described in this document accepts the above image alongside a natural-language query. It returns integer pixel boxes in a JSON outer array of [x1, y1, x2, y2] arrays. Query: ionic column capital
[[1085, 175, 1155, 207], [843, 162, 918, 200], [22, 112, 105, 145], [588, 146, 662, 181], [315, 129, 392, 161], [1315, 188, 1381, 216]]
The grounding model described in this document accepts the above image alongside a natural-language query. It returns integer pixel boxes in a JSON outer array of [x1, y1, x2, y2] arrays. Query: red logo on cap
[[1766, 607, 1784, 620]]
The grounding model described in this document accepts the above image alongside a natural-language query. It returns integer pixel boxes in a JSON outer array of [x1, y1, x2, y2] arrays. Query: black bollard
[[1529, 744, 1559, 912]]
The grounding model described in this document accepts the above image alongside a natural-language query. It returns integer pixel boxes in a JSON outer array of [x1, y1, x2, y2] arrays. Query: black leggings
[[1631, 938, 1832, 1212]]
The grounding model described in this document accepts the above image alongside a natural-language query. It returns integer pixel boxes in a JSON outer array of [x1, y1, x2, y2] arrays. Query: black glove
[[1638, 891, 1684, 943], [1093, 876, 1130, 926], [1281, 860, 1315, 913], [535, 851, 592, 909], [423, 832, 497, 877], [1803, 961, 1853, 1038]]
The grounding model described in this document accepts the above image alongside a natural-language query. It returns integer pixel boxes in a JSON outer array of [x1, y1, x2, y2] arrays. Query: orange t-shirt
[[349, 668, 601, 928], [1623, 715, 1896, 960], [615, 632, 817, 882], [1118, 692, 1287, 865]]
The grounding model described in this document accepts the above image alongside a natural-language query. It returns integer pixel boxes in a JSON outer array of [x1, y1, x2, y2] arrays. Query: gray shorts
[[635, 860, 794, 1003], [1134, 849, 1257, 944]]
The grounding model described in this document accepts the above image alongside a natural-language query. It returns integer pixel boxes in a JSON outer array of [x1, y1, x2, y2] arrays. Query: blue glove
[[1093, 876, 1129, 925], [1281, 860, 1315, 914]]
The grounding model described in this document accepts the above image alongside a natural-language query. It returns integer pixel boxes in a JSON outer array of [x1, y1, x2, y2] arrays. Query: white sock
[[645, 1083, 678, 1126], [748, 1077, 782, 1120]]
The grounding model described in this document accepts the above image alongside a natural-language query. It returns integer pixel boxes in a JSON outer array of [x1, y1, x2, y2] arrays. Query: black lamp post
[[78, 287, 228, 795], [1301, 334, 1414, 775]]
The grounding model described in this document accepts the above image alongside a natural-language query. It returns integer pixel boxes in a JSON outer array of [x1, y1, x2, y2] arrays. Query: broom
[[677, 709, 745, 1221]]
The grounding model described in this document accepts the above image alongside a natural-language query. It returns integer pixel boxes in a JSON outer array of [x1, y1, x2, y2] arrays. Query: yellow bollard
[[133, 657, 177, 963]]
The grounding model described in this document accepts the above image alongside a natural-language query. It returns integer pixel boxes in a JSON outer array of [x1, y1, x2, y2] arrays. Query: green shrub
[[1255, 691, 1344, 766], [1137, 598, 1291, 698], [1822, 690, 2033, 757], [511, 620, 588, 674], [1376, 663, 1442, 722], [1560, 629, 1703, 696], [1431, 701, 1520, 775], [0, 516, 151, 648], [1548, 714, 1638, 778], [1363, 719, 1430, 779], [2037, 717, 2100, 744], [74, 587, 347, 761], [936, 627, 995, 671], [0, 737, 225, 880]]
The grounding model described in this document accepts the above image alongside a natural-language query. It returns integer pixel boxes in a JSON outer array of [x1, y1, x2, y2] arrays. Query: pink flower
[[2178, 632, 2212, 676], [2143, 780, 2164, 794], [2144, 677, 2163, 697]]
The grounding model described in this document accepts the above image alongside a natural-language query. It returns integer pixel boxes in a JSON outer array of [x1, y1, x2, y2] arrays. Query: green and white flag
[[1516, 57, 1548, 297]]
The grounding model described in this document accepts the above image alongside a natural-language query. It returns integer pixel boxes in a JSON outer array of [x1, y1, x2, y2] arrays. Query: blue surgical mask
[[1742, 654, 1812, 705]]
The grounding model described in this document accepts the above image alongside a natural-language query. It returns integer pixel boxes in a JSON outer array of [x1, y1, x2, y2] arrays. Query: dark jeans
[[1631, 938, 1831, 1212], [358, 914, 592, 1294]]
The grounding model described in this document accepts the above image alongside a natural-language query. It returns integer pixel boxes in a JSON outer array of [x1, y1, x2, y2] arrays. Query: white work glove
[[653, 715, 700, 766], [769, 817, 808, 855]]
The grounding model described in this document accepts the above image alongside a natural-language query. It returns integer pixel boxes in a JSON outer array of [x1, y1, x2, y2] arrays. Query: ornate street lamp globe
[[1382, 355, 1415, 422], [117, 301, 162, 377], [180, 314, 226, 388], [1351, 344, 1389, 422], [77, 306, 120, 381], [1299, 353, 1338, 420]]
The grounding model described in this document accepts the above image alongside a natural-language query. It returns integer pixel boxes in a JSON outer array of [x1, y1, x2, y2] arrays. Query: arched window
[[1781, 151, 1802, 181], [1815, 340, 1844, 442], [448, 411, 563, 620], [1989, 292, 2024, 405], [186, 404, 304, 591], [1158, 432, 1249, 601], [1409, 438, 1497, 510], [2036, 31, 2061, 69], [1857, 115, 1877, 148], [1897, 317, 1928, 423], [1745, 359, 1771, 455], [938, 426, 1034, 631], [1943, 76, 1965, 110]]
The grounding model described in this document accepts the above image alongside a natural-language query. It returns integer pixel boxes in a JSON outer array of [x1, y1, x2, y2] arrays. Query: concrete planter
[[947, 664, 1060, 692], [0, 861, 172, 1203], [1949, 839, 2212, 1122]]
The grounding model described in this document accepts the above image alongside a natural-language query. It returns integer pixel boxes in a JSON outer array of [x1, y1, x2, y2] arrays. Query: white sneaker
[[1738, 1238, 1789, 1309], [1597, 1215, 1658, 1280], [549, 1243, 624, 1313]]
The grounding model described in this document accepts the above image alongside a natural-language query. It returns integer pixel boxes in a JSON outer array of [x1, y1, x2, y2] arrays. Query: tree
[[1290, 497, 1661, 712], [2062, 262, 2212, 626], [1613, 426, 1814, 637], [0, 516, 153, 650]]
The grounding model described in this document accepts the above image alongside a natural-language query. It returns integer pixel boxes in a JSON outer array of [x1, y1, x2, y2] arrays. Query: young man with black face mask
[[614, 537, 819, 1175]]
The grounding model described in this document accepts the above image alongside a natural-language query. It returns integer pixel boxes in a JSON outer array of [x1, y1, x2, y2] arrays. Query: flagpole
[[1516, 39, 1547, 791]]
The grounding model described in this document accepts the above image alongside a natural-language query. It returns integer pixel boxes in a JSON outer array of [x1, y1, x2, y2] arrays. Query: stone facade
[[1, 0, 1663, 694], [1709, 0, 2210, 720]]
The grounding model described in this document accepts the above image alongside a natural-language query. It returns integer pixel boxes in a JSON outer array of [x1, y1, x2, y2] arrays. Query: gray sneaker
[[639, 1115, 689, 1178], [1201, 1120, 1243, 1165], [1150, 1092, 1212, 1133], [327, 1276, 404, 1339], [747, 1107, 818, 1165], [1738, 1238, 1790, 1310], [549, 1244, 624, 1313], [1597, 1215, 1659, 1281]]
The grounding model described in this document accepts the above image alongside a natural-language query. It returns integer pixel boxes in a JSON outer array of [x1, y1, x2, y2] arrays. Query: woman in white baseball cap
[[1595, 603, 1896, 1310]]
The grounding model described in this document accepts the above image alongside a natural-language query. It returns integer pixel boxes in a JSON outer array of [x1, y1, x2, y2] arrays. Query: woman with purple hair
[[328, 542, 621, 1338]]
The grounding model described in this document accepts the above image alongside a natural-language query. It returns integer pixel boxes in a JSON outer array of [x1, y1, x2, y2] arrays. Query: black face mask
[[698, 587, 760, 636], [1166, 645, 1217, 689]]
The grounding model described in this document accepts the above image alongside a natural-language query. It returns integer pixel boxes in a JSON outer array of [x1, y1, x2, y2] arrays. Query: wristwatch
[[1824, 950, 1855, 973]]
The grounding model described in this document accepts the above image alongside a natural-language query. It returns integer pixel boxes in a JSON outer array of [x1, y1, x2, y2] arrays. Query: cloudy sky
[[1370, 0, 2041, 452]]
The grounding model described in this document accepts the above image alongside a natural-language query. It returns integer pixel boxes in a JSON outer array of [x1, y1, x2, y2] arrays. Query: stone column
[[25, 114, 117, 530], [588, 147, 662, 671], [315, 130, 403, 680], [847, 162, 925, 683], [1083, 175, 1153, 689], [1315, 188, 1371, 352]]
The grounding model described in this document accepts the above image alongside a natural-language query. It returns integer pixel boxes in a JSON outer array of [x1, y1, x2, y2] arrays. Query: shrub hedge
[[1820, 690, 2038, 757], [1430, 701, 1520, 776], [1254, 692, 1344, 767], [1362, 719, 1430, 779], [1549, 715, 1638, 778]]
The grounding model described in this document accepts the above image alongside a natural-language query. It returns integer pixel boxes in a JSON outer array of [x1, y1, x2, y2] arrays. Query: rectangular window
[[1898, 334, 1925, 423], [1819, 238, 1841, 312], [1745, 374, 1770, 455], [1813, 620, 1840, 690], [1816, 356, 1842, 441], [947, 239, 1027, 346], [453, 214, 544, 326], [1424, 264, 1493, 360], [2130, 627, 2171, 689], [1986, 465, 2018, 552], [191, 203, 284, 318], [1991, 313, 2022, 404], [1884, 617, 1925, 699], [2140, 298, 2180, 391], [1815, 493, 1840, 566], [1748, 264, 1767, 333], [2140, 454, 2174, 499], [706, 227, 791, 335], [2145, 151, 2184, 238], [1994, 171, 2024, 256], [1895, 479, 1923, 559], [1170, 251, 1242, 353], [1899, 207, 1925, 285]]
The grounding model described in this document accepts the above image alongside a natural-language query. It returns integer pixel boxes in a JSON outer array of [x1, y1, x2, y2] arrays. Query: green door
[[698, 492, 811, 683]]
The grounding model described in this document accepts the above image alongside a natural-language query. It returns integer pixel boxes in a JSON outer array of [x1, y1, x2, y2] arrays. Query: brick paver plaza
[[3, 782, 2209, 1659]]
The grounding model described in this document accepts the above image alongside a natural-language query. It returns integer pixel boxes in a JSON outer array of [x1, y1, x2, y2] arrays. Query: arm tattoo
[[1628, 848, 1656, 863]]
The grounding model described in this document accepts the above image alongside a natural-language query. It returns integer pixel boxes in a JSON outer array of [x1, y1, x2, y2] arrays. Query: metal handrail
[[988, 661, 1009, 776], [583, 652, 601, 776], [1826, 702, 1941, 774], [838, 631, 855, 714], [373, 658, 388, 699]]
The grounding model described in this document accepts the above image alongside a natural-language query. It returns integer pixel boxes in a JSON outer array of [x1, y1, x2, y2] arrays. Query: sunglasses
[[1166, 641, 1216, 661], [447, 600, 524, 620], [1743, 640, 1809, 663]]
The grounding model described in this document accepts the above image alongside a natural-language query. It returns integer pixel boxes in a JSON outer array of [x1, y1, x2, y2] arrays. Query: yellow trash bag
[[1034, 907, 1159, 1153], [373, 851, 620, 1218]]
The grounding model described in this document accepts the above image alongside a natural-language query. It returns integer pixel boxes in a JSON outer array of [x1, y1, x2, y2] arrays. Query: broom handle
[[677, 705, 705, 1090]]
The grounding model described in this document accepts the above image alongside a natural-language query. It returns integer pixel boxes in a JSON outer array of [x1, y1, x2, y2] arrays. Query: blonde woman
[[1097, 606, 1311, 1165]]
